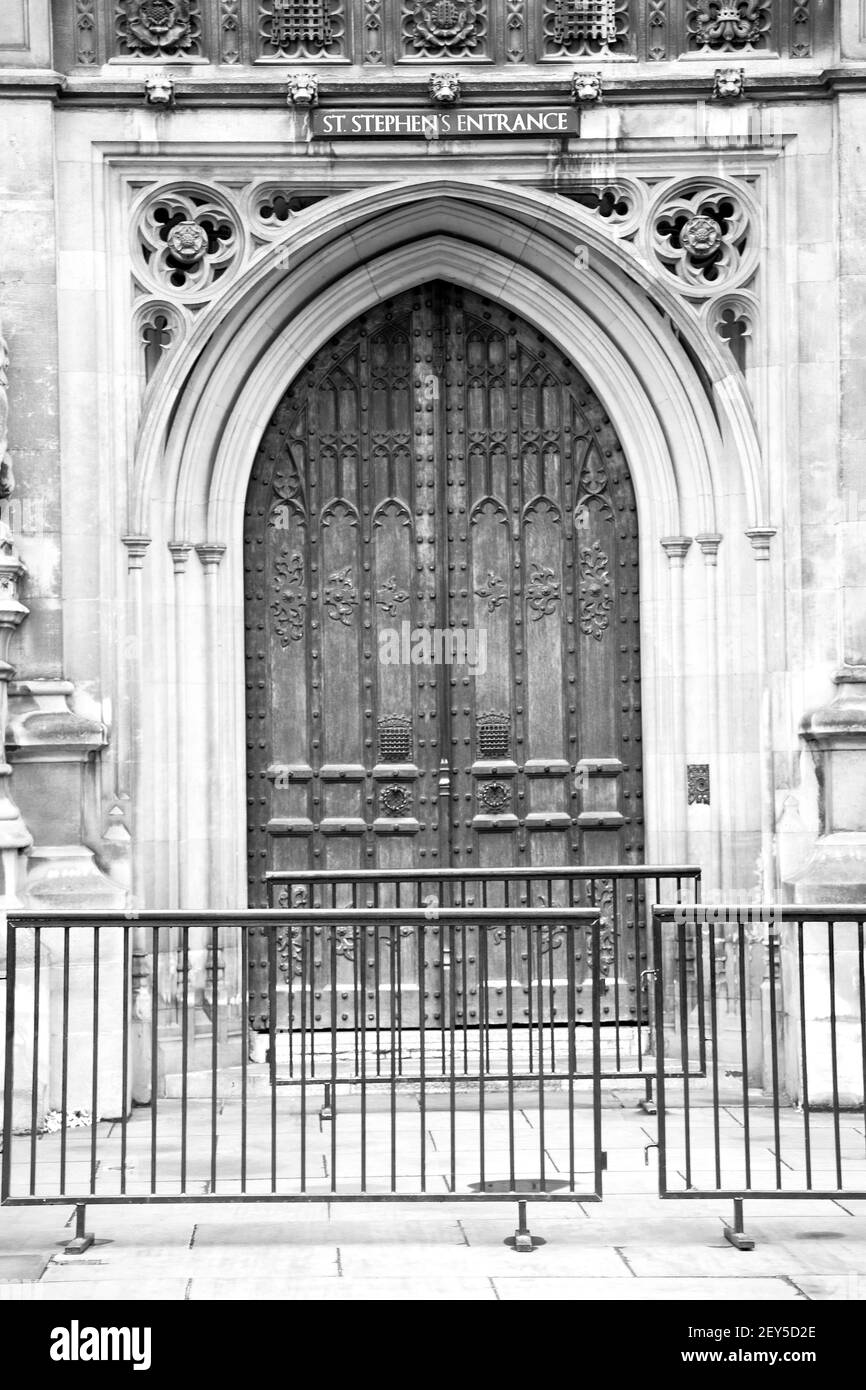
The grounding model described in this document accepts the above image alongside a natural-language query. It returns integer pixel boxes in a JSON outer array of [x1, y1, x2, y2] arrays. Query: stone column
[[745, 528, 777, 900], [694, 533, 723, 894], [195, 543, 230, 1041], [659, 536, 692, 865]]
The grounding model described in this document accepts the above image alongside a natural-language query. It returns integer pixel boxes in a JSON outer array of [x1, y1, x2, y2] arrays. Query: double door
[[244, 282, 643, 1028]]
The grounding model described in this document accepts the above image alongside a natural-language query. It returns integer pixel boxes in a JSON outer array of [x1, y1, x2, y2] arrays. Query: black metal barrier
[[2, 908, 603, 1252], [266, 864, 704, 1100], [652, 905, 866, 1249]]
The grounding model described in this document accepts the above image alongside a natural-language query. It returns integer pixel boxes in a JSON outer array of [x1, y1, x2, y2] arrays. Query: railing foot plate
[[724, 1225, 755, 1252], [65, 1232, 95, 1255]]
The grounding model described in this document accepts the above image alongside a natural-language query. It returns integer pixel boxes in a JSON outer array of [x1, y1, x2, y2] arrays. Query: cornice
[[3, 65, 866, 107]]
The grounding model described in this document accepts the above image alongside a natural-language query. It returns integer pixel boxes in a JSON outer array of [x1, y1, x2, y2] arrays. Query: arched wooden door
[[244, 283, 643, 1028]]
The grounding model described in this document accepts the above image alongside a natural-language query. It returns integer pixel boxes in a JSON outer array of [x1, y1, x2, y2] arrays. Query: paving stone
[[619, 1242, 864, 1278], [491, 1276, 805, 1301], [188, 1276, 497, 1300], [37, 1280, 191, 1301], [191, 1219, 465, 1246], [0, 1253, 50, 1282], [786, 1273, 866, 1299], [337, 1244, 627, 1277], [41, 1248, 340, 1279]]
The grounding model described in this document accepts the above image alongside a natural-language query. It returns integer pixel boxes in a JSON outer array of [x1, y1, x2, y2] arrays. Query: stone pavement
[[2, 1095, 864, 1301]]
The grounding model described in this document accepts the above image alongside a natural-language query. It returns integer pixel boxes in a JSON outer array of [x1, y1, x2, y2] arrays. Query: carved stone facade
[[57, 0, 824, 65], [0, 0, 862, 1106]]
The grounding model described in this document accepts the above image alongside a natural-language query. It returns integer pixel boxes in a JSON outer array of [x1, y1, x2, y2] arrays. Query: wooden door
[[244, 283, 643, 1031]]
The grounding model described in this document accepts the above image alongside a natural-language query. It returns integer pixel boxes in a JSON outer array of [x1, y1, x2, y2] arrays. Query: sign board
[[312, 107, 580, 140]]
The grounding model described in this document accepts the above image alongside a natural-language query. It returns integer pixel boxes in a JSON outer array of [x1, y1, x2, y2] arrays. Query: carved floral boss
[[125, 0, 194, 50]]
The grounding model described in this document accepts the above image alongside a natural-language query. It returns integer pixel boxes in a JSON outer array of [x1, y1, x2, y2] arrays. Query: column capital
[[121, 535, 152, 571], [660, 535, 692, 566], [695, 533, 723, 565], [168, 541, 193, 575], [745, 527, 777, 560], [195, 543, 227, 571]]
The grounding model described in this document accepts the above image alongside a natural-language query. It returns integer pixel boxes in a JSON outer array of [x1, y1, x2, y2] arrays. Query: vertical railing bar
[[694, 872, 706, 1078], [592, 910, 603, 1199], [653, 911, 668, 1195], [612, 878, 622, 1073], [548, 910, 557, 1075], [798, 918, 812, 1190], [461, 920, 469, 1076], [287, 909, 294, 1082], [359, 920, 366, 1195], [330, 922, 338, 1196], [300, 912, 309, 1195], [859, 921, 866, 1160], [526, 918, 534, 1074], [353, 917, 360, 1078], [2, 921, 17, 1203], [536, 922, 546, 1191], [707, 914, 722, 1190], [634, 875, 644, 1073], [389, 920, 397, 1194], [120, 926, 130, 1196], [448, 916, 457, 1196], [737, 917, 751, 1190], [828, 921, 843, 1190], [268, 916, 277, 1194], [90, 928, 99, 1198], [767, 918, 782, 1190], [566, 915, 576, 1192], [678, 918, 692, 1190], [180, 924, 189, 1193], [506, 921, 515, 1192], [151, 924, 159, 1196], [28, 924, 40, 1197], [418, 919, 426, 1195], [59, 926, 70, 1197], [374, 918, 383, 1079], [210, 921, 218, 1196], [479, 922, 487, 1194], [396, 919, 404, 1078], [240, 922, 248, 1196]]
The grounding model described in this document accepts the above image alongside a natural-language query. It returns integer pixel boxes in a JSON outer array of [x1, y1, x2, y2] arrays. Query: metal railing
[[266, 864, 703, 1089], [652, 905, 866, 1249], [2, 908, 604, 1246]]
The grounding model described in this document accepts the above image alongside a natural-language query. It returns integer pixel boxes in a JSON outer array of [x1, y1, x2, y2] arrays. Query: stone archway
[[125, 178, 766, 914]]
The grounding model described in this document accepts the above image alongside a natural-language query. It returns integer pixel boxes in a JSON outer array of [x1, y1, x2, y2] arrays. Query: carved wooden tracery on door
[[245, 283, 643, 1030]]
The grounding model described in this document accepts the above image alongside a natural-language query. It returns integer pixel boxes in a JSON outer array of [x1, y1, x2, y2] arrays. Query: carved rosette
[[133, 185, 244, 303], [474, 570, 507, 612], [323, 566, 359, 625], [649, 182, 754, 297], [115, 0, 201, 58], [402, 1, 487, 59], [525, 563, 560, 620]]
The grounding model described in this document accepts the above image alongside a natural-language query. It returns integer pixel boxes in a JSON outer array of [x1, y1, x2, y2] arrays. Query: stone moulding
[[116, 176, 765, 909]]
